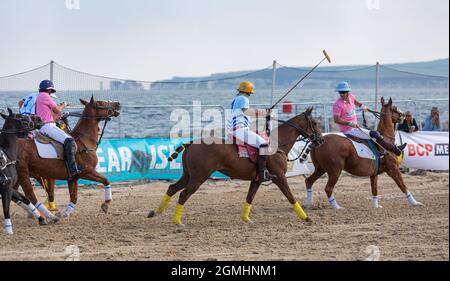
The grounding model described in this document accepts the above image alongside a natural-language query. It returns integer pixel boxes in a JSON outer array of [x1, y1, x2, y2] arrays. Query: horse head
[[80, 96, 122, 121], [381, 97, 404, 125], [285, 107, 323, 145]]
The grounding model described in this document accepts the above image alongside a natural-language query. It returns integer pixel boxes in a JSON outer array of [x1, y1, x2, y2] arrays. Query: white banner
[[286, 131, 449, 177], [396, 131, 449, 171]]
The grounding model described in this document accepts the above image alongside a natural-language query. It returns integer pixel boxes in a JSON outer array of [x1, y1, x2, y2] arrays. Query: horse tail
[[168, 143, 191, 162]]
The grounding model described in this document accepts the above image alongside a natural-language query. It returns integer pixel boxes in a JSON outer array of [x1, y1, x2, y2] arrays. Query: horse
[[148, 107, 323, 226], [15, 96, 121, 223], [304, 97, 424, 209], [0, 109, 47, 234]]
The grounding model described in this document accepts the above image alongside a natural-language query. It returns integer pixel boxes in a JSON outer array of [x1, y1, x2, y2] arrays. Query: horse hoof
[[38, 217, 48, 226], [175, 223, 185, 228], [101, 203, 109, 213], [305, 217, 312, 223], [147, 210, 156, 218], [49, 216, 60, 224], [412, 202, 425, 207]]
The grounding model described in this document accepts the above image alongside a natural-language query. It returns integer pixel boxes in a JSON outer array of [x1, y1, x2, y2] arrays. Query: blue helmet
[[335, 81, 352, 93], [39, 80, 56, 93]]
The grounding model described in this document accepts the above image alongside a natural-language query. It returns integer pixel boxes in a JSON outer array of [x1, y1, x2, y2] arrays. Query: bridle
[[0, 115, 41, 134], [68, 103, 120, 149], [274, 112, 323, 148], [362, 106, 404, 140]]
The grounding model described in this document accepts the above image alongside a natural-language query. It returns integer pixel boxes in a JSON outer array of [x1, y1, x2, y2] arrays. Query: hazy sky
[[0, 0, 448, 80]]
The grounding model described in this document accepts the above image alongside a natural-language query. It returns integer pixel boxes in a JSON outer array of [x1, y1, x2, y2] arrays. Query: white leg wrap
[[36, 202, 55, 218], [328, 195, 341, 209], [17, 201, 34, 216], [63, 202, 76, 217], [3, 218, 13, 235], [406, 191, 419, 205], [28, 203, 42, 219], [306, 188, 313, 207], [104, 185, 112, 201], [371, 196, 382, 208]]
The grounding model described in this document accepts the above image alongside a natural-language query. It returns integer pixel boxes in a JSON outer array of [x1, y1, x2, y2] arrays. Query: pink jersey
[[332, 93, 358, 133], [35, 92, 57, 123]]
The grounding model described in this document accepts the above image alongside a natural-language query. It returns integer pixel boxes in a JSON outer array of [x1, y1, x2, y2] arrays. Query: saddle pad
[[34, 139, 64, 160], [349, 140, 376, 160], [235, 132, 270, 163]]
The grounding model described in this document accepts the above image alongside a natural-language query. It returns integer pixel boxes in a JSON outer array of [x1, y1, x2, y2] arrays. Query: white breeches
[[344, 128, 372, 140], [231, 127, 268, 148], [40, 123, 72, 144]]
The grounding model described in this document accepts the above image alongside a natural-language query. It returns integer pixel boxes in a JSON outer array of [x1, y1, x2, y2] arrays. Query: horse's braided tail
[[168, 143, 191, 162]]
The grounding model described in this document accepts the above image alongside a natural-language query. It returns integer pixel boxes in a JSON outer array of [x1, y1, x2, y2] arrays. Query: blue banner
[[57, 138, 226, 185]]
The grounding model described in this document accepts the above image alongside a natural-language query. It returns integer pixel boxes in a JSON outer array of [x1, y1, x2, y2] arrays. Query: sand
[[0, 172, 448, 261]]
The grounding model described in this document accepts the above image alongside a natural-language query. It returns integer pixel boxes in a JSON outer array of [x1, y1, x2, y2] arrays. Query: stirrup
[[258, 169, 277, 182]]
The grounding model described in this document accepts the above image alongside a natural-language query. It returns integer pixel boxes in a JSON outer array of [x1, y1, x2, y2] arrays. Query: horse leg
[[324, 171, 343, 209], [17, 170, 59, 223], [58, 180, 78, 218], [385, 165, 424, 207], [39, 178, 57, 213], [272, 174, 310, 222], [304, 167, 325, 208], [80, 170, 112, 213], [11, 187, 48, 225], [1, 187, 13, 234], [173, 175, 210, 227], [240, 180, 262, 223], [370, 176, 383, 209], [149, 173, 189, 218]]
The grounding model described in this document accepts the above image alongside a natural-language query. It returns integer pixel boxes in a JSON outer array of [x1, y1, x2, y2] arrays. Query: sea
[[0, 88, 448, 138]]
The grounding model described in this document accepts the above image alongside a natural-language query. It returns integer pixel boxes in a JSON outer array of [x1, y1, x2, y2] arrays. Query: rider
[[34, 80, 81, 180], [332, 81, 406, 156], [228, 81, 276, 182]]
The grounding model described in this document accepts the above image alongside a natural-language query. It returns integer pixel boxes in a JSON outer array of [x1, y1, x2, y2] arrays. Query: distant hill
[[150, 58, 449, 90]]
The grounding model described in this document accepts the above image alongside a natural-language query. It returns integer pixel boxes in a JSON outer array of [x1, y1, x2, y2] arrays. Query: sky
[[0, 0, 448, 81]]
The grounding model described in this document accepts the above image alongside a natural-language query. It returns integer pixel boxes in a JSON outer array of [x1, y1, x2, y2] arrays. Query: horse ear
[[7, 108, 13, 116], [89, 95, 95, 104], [381, 97, 385, 106], [80, 99, 88, 106], [0, 111, 7, 119], [388, 97, 393, 105], [306, 107, 313, 116]]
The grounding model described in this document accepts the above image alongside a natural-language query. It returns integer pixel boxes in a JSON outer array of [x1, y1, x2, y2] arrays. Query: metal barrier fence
[[28, 98, 445, 139]]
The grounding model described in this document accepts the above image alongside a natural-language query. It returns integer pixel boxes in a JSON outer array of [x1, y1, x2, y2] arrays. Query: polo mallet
[[265, 50, 332, 135], [270, 50, 332, 110]]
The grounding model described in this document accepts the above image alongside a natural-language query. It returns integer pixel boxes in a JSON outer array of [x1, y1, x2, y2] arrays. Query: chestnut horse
[[148, 108, 323, 226], [305, 97, 424, 209], [15, 96, 121, 223]]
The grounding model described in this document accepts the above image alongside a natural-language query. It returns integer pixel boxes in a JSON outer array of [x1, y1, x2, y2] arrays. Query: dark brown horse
[[15, 96, 121, 223], [148, 108, 323, 226], [305, 97, 424, 209]]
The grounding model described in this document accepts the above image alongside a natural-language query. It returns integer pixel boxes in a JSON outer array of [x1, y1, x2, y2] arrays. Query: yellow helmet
[[238, 81, 255, 94]]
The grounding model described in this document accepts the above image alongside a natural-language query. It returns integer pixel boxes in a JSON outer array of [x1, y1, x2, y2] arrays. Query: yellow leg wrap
[[293, 202, 308, 221], [156, 194, 172, 214], [49, 202, 57, 212], [173, 203, 184, 225], [241, 202, 252, 223], [43, 199, 50, 209]]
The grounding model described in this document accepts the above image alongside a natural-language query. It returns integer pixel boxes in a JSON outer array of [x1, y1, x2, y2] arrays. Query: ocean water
[[0, 88, 448, 138]]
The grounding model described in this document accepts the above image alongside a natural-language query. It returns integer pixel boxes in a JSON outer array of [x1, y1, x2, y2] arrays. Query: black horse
[[0, 109, 46, 235]]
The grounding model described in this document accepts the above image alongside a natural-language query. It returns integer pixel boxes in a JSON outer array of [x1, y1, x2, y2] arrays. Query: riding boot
[[256, 154, 277, 182], [63, 138, 81, 180], [369, 131, 407, 157]]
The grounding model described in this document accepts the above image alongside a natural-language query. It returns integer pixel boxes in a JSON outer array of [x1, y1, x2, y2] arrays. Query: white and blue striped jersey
[[228, 95, 251, 130], [19, 93, 38, 115]]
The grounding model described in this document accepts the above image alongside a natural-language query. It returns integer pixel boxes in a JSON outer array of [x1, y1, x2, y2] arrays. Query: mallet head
[[323, 50, 332, 63]]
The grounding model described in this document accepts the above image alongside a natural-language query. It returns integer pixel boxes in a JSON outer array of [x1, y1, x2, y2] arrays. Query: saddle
[[344, 134, 384, 176], [232, 132, 270, 164], [32, 131, 68, 160]]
